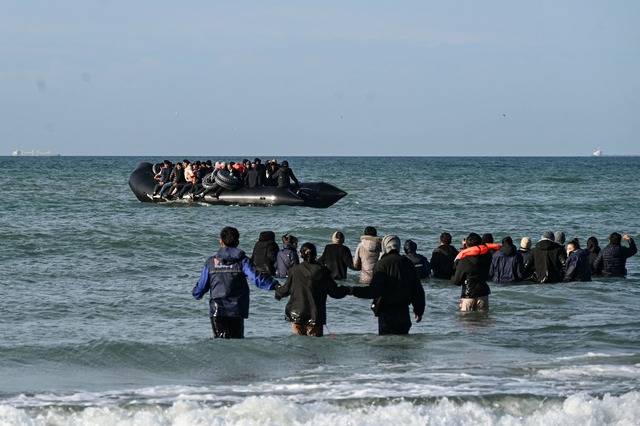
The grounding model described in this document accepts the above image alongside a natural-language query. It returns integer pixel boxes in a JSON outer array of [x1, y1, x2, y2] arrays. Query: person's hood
[[587, 240, 600, 253], [382, 235, 401, 255], [282, 243, 296, 251], [499, 243, 517, 256], [296, 261, 325, 281], [360, 235, 381, 251], [258, 231, 275, 242], [437, 244, 458, 257], [215, 247, 246, 263]]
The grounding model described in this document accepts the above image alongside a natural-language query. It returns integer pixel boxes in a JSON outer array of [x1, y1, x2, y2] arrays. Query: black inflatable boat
[[128, 162, 347, 208]]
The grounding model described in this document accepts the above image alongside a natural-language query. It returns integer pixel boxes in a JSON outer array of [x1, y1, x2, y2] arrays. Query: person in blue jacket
[[563, 238, 592, 282], [489, 236, 525, 283], [192, 226, 280, 338]]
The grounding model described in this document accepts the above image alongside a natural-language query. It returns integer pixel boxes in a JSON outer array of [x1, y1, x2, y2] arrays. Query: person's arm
[[242, 258, 280, 290], [275, 275, 292, 300], [411, 273, 426, 322], [352, 245, 362, 271], [192, 264, 210, 299], [593, 251, 604, 274], [343, 247, 355, 270], [289, 169, 299, 184], [563, 255, 577, 282], [352, 271, 385, 299], [451, 261, 465, 286], [325, 272, 349, 299], [624, 236, 637, 258]]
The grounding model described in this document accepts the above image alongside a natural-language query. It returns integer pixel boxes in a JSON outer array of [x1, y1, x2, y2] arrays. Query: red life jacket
[[456, 243, 500, 260]]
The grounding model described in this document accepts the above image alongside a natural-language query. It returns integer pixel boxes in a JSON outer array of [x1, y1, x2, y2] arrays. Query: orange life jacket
[[456, 243, 500, 260]]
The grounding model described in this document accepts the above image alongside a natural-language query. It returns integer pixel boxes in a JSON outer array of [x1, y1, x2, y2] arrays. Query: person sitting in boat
[[158, 161, 185, 199], [276, 234, 299, 278], [402, 239, 431, 279], [176, 161, 200, 198], [244, 161, 264, 187], [150, 160, 172, 198], [272, 160, 299, 189], [264, 159, 280, 186]]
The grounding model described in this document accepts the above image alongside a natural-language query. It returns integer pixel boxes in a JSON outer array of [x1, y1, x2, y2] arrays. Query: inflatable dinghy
[[128, 162, 347, 208]]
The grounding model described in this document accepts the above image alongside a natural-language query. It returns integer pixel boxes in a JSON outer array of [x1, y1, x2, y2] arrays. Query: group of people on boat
[[192, 226, 637, 338], [149, 157, 299, 200]]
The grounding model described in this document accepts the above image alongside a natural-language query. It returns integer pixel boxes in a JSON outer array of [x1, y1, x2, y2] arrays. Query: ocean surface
[[1, 156, 639, 425]]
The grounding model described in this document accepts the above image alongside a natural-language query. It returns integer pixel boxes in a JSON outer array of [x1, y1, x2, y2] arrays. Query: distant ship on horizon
[[11, 149, 60, 157], [592, 148, 602, 157]]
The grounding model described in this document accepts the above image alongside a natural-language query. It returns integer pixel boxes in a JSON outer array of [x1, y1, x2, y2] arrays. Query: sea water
[[1, 156, 639, 425]]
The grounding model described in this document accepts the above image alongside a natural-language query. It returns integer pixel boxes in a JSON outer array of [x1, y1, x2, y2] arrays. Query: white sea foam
[[1, 392, 639, 426]]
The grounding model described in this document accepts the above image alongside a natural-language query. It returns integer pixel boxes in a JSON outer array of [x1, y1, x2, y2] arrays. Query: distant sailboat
[[592, 148, 602, 157]]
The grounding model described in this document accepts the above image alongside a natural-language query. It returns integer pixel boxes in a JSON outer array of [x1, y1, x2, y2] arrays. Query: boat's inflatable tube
[[128, 162, 347, 208]]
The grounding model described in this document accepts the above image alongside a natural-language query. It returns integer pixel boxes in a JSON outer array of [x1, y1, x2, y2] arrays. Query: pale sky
[[2, 1, 638, 156]]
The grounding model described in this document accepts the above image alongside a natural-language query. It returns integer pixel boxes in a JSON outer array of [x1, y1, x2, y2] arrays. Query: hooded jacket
[[353, 235, 382, 284], [593, 238, 637, 277], [564, 248, 592, 282], [276, 243, 299, 278], [489, 243, 525, 283], [430, 244, 459, 279], [451, 248, 492, 298], [318, 243, 353, 280], [352, 250, 426, 318], [275, 262, 349, 325], [192, 246, 279, 318], [251, 232, 279, 275], [523, 239, 566, 283], [586, 239, 601, 275]]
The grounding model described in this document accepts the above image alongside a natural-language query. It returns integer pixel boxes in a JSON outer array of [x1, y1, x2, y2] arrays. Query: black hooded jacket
[[430, 244, 459, 279], [451, 251, 492, 298], [275, 262, 349, 326], [318, 243, 353, 280], [489, 243, 525, 283], [251, 231, 279, 275], [524, 239, 566, 283]]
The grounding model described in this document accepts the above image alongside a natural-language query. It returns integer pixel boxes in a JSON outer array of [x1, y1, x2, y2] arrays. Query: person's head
[[501, 236, 513, 246], [220, 226, 240, 248], [163, 160, 171, 167], [259, 230, 275, 242], [254, 158, 261, 165], [364, 226, 377, 237], [465, 232, 482, 247], [183, 159, 190, 166], [587, 236, 600, 252], [567, 238, 580, 254], [404, 239, 417, 255], [281, 160, 289, 167], [555, 231, 566, 245], [481, 233, 494, 244], [440, 232, 452, 245], [300, 242, 317, 263], [520, 237, 531, 250], [609, 232, 622, 245], [542, 231, 555, 241], [381, 235, 400, 254], [332, 231, 344, 244], [282, 234, 298, 247]]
